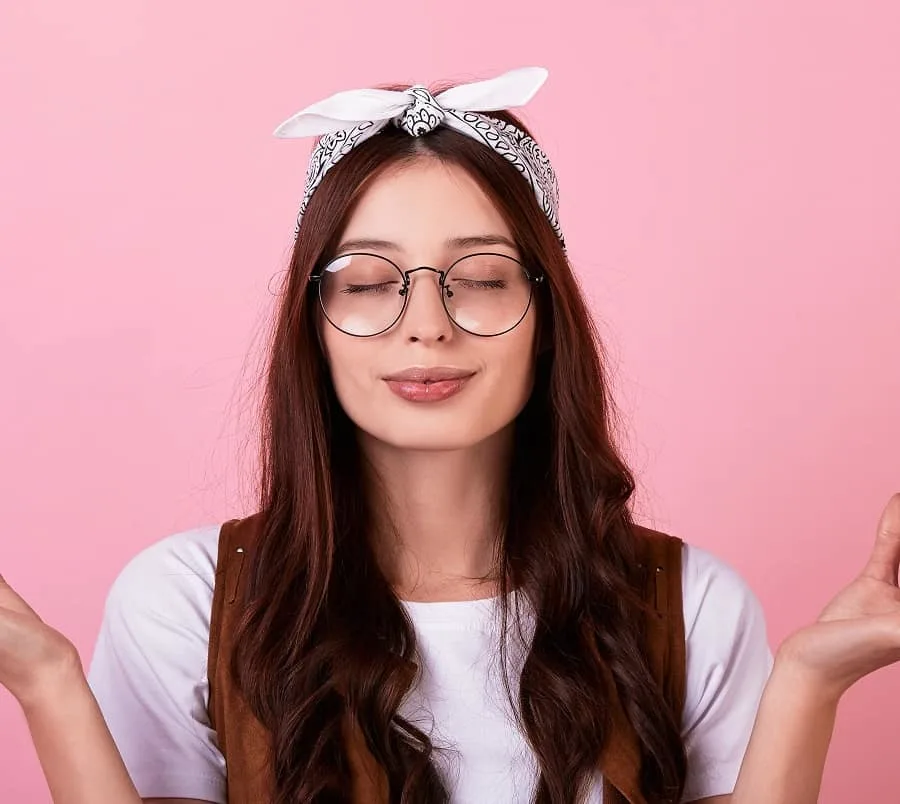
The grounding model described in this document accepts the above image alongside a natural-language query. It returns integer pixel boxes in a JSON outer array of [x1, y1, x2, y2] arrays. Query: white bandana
[[273, 67, 563, 244]]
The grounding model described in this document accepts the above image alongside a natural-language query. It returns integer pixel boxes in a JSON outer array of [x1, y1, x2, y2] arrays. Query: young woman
[[1, 67, 899, 804]]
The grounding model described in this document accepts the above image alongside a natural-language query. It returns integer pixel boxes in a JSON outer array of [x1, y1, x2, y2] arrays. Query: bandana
[[273, 67, 563, 244]]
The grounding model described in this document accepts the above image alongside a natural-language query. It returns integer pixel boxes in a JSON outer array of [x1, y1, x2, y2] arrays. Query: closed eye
[[340, 282, 400, 295], [452, 279, 508, 290]]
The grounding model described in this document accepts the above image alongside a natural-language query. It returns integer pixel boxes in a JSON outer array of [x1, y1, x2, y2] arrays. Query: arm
[[21, 661, 214, 804], [0, 577, 144, 804], [1, 527, 225, 804], [21, 659, 143, 804], [714, 493, 900, 804], [7, 604, 217, 804], [679, 663, 835, 804], [728, 657, 836, 804], [681, 664, 836, 804]]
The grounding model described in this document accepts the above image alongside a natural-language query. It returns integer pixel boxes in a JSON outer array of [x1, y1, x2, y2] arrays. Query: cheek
[[484, 318, 539, 403], [321, 330, 369, 405]]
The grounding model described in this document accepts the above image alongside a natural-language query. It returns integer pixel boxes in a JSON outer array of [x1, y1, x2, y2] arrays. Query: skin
[[0, 159, 898, 803]]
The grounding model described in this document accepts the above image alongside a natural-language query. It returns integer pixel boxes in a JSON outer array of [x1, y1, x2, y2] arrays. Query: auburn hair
[[231, 91, 687, 803]]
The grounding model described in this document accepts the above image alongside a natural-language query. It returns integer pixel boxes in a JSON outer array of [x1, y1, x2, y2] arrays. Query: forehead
[[338, 158, 513, 252]]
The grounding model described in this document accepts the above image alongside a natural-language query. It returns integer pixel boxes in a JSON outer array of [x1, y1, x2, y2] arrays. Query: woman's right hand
[[0, 572, 82, 711]]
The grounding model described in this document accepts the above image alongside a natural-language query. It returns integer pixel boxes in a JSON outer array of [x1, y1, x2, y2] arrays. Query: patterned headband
[[273, 67, 563, 245]]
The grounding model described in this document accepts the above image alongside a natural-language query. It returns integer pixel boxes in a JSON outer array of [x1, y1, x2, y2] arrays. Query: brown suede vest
[[207, 515, 686, 803]]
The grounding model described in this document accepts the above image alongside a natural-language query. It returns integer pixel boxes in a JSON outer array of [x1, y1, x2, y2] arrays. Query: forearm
[[21, 664, 141, 804], [731, 656, 838, 804]]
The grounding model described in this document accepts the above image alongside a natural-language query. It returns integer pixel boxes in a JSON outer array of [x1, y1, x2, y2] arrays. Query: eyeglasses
[[310, 252, 543, 338]]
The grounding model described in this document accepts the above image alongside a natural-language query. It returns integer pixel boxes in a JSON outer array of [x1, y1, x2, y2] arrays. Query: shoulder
[[681, 544, 763, 636], [632, 527, 766, 644], [679, 541, 772, 685], [680, 542, 767, 642], [107, 523, 221, 597], [100, 523, 222, 633]]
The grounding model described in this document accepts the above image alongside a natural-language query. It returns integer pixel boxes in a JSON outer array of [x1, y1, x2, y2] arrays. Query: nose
[[397, 268, 453, 343]]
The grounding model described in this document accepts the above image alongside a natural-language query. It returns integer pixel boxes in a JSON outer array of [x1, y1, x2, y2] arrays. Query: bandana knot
[[397, 86, 446, 136]]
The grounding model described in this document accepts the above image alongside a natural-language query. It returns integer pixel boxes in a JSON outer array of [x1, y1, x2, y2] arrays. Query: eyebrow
[[335, 234, 519, 253]]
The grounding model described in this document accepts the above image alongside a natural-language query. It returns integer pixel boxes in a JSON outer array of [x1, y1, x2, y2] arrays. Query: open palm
[[780, 493, 900, 699]]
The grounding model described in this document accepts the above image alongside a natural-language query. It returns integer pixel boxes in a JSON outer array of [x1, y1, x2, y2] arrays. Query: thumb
[[0, 573, 40, 619], [862, 493, 900, 585]]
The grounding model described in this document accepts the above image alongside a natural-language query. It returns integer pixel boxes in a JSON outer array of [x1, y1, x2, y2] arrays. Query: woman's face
[[320, 158, 538, 452]]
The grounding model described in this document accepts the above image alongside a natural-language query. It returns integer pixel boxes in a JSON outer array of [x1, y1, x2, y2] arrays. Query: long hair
[[231, 93, 687, 803]]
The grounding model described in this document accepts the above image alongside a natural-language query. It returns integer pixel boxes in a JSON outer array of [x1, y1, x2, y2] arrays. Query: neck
[[360, 427, 514, 602]]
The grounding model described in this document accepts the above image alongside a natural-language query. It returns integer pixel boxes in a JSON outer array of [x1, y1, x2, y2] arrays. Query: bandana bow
[[273, 67, 563, 244]]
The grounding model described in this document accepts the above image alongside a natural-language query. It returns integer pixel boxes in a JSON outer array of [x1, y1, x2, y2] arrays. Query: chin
[[363, 416, 502, 453], [343, 385, 526, 453]]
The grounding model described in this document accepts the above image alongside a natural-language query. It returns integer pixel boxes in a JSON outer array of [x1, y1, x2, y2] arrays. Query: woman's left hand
[[777, 493, 900, 702]]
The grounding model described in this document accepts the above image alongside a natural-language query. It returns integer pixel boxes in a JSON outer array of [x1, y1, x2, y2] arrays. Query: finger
[[862, 493, 900, 585], [0, 573, 40, 618]]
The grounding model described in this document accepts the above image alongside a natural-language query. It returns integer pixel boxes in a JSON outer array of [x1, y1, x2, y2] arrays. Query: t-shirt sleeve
[[86, 525, 226, 803], [678, 544, 773, 802]]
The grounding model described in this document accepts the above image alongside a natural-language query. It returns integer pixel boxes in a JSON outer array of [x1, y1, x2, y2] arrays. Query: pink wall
[[1, 1, 898, 800]]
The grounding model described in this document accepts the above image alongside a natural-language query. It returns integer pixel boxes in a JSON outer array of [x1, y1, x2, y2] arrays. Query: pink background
[[1, 1, 898, 801]]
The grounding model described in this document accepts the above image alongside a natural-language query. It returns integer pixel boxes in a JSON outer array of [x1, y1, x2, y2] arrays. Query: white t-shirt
[[87, 524, 773, 803]]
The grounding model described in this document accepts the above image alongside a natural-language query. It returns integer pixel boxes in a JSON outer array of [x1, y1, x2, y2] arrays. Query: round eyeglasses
[[310, 252, 544, 338]]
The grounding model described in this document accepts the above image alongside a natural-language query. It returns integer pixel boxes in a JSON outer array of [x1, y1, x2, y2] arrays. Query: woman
[[1, 67, 899, 804]]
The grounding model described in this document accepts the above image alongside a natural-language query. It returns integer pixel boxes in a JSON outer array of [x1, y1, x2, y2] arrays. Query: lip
[[383, 367, 474, 382], [382, 366, 476, 403]]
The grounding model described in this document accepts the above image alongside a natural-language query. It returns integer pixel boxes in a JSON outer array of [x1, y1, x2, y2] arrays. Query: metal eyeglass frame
[[309, 251, 545, 338]]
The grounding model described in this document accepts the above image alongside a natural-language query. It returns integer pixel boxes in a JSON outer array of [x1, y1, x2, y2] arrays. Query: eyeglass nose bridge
[[397, 265, 450, 298]]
